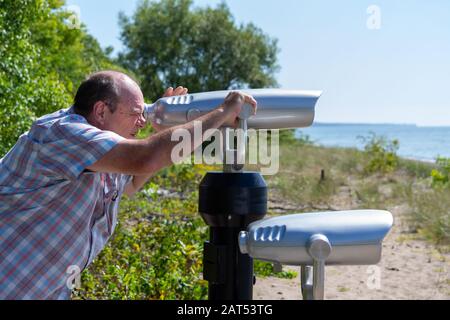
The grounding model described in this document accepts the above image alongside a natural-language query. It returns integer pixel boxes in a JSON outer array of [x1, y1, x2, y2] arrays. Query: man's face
[[102, 81, 146, 139]]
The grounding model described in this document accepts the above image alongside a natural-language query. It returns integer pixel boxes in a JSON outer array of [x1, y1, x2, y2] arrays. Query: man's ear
[[91, 101, 108, 126]]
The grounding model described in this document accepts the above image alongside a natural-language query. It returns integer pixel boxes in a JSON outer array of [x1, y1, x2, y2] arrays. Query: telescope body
[[144, 89, 321, 129], [239, 210, 393, 266]]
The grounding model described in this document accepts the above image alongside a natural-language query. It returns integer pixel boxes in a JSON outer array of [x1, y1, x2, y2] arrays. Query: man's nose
[[137, 113, 146, 128]]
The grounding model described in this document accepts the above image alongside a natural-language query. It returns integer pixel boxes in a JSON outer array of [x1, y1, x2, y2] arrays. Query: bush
[[431, 157, 450, 187], [254, 260, 297, 279], [398, 158, 434, 179], [406, 185, 450, 245], [295, 131, 314, 146], [73, 215, 209, 300], [359, 132, 399, 174]]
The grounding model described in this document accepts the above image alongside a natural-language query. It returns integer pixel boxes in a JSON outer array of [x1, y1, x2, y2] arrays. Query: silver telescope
[[144, 89, 322, 129], [239, 210, 393, 266], [239, 210, 393, 299]]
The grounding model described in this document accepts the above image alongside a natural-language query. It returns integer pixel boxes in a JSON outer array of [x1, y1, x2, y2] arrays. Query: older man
[[0, 70, 257, 299]]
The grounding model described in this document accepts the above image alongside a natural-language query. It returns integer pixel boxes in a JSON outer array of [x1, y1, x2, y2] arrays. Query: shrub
[[73, 215, 209, 300], [431, 157, 450, 187], [358, 132, 399, 174], [406, 185, 450, 245]]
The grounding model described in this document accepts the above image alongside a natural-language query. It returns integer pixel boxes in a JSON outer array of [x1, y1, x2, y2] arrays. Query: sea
[[296, 123, 450, 163]]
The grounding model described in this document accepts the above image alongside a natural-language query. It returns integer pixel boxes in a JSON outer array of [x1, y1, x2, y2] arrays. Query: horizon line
[[312, 122, 450, 128]]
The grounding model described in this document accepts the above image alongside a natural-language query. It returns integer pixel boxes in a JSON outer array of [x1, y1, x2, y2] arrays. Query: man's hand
[[163, 86, 188, 97], [219, 91, 258, 128]]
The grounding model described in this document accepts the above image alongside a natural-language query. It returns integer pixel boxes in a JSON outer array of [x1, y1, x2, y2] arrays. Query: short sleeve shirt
[[0, 107, 132, 299]]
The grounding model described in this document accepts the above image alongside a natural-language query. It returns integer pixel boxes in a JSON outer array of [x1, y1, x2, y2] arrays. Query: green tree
[[29, 0, 126, 95], [0, 0, 125, 156], [0, 0, 69, 156], [118, 0, 280, 101]]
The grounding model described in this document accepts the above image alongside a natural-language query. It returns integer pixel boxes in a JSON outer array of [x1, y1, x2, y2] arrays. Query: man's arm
[[122, 174, 152, 197], [87, 92, 257, 196]]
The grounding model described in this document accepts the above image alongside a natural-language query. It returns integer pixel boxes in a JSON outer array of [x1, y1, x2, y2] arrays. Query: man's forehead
[[115, 77, 144, 111], [119, 102, 144, 113], [130, 105, 144, 112], [118, 76, 143, 97], [118, 89, 144, 109]]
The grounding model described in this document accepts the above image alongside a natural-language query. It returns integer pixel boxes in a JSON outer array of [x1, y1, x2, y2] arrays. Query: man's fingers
[[223, 91, 258, 116], [243, 94, 258, 115], [163, 87, 174, 97], [224, 91, 244, 105], [173, 86, 185, 96], [163, 86, 188, 97]]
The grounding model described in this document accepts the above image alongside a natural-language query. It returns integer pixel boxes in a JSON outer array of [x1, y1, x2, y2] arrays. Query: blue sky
[[66, 0, 450, 126]]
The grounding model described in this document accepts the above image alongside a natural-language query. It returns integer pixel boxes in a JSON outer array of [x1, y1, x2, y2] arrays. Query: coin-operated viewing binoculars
[[145, 89, 393, 300], [239, 210, 393, 299], [144, 88, 318, 129]]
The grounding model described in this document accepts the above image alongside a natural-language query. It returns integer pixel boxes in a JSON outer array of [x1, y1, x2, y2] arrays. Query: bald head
[[73, 70, 141, 118]]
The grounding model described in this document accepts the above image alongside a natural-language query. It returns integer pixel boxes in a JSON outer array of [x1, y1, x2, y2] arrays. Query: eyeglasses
[[104, 101, 145, 121], [118, 111, 146, 120]]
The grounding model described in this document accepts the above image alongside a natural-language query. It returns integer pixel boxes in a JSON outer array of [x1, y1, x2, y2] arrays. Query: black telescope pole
[[199, 172, 267, 300], [199, 125, 267, 300]]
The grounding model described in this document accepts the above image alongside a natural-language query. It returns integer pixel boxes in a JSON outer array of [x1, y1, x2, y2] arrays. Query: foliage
[[398, 158, 434, 179], [295, 130, 314, 146], [265, 144, 343, 205], [358, 132, 399, 174], [273, 129, 308, 145], [430, 156, 450, 187], [254, 260, 297, 279], [150, 163, 217, 194], [29, 1, 127, 95], [403, 184, 450, 245], [73, 215, 209, 299], [0, 0, 122, 157], [0, 0, 70, 155], [74, 162, 207, 299], [118, 0, 279, 101]]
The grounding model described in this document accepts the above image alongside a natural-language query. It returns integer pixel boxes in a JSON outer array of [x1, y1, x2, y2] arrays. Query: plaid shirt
[[0, 107, 132, 299]]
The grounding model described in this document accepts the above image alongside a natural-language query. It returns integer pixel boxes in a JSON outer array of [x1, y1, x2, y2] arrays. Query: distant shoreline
[[312, 122, 450, 128], [295, 124, 450, 162]]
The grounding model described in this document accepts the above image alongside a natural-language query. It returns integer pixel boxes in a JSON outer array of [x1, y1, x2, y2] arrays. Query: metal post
[[199, 172, 267, 300], [300, 266, 314, 300], [300, 234, 332, 300], [200, 106, 266, 300]]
